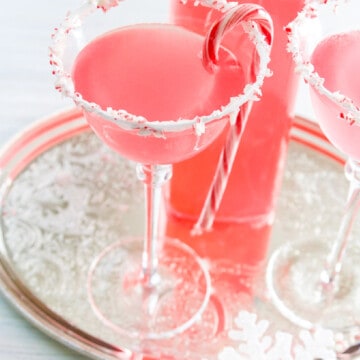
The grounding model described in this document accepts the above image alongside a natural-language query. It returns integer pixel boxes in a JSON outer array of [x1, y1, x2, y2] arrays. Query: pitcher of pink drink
[[164, 0, 305, 280]]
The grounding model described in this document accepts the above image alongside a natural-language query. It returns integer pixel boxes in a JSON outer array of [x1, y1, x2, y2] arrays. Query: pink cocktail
[[267, 0, 360, 333], [50, 0, 273, 343], [72, 23, 245, 164], [310, 30, 360, 161]]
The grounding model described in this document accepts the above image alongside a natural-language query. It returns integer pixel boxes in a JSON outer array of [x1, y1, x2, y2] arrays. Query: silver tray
[[0, 108, 354, 359]]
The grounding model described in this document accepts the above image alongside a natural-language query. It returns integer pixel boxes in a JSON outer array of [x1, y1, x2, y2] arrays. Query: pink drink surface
[[72, 23, 245, 164], [310, 30, 360, 161]]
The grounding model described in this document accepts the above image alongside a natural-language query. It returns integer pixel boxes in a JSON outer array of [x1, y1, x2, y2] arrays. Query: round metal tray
[[0, 108, 353, 359]]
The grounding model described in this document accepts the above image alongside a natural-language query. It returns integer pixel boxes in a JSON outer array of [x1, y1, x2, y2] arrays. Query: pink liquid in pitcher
[[310, 30, 360, 161], [72, 23, 245, 164], [165, 0, 304, 272]]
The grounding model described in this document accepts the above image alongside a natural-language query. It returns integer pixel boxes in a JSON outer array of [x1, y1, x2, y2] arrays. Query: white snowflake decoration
[[218, 311, 337, 360]]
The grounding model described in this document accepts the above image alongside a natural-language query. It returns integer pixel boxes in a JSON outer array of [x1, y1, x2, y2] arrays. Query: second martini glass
[[50, 0, 273, 340], [267, 0, 360, 333]]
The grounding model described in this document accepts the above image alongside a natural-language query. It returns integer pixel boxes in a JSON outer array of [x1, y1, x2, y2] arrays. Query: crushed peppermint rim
[[49, 0, 272, 136], [286, 0, 360, 127]]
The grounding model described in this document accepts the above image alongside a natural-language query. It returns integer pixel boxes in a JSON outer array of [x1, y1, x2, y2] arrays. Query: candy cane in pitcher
[[194, 3, 274, 233], [165, 0, 305, 273]]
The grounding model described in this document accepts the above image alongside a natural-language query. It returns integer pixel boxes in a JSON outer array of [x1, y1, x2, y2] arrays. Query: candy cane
[[193, 3, 274, 234]]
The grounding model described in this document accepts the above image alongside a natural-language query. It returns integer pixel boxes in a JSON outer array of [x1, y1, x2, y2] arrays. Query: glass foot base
[[87, 237, 211, 340], [266, 240, 360, 332]]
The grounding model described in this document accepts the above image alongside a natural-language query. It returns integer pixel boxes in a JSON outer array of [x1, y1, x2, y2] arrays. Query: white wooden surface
[[0, 0, 354, 358]]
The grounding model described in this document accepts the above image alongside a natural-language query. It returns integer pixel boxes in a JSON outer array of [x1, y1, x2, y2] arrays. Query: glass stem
[[320, 158, 360, 288], [136, 163, 172, 288]]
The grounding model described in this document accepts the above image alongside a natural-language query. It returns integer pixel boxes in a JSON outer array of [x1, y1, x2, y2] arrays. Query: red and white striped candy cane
[[193, 3, 274, 234]]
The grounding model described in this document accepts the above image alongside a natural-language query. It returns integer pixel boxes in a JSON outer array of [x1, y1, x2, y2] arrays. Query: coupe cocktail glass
[[50, 0, 272, 340], [267, 0, 360, 332]]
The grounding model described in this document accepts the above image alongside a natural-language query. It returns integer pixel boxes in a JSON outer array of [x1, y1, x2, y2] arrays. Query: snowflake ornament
[[218, 311, 337, 360]]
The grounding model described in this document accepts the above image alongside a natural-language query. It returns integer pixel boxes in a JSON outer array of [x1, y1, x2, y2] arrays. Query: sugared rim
[[49, 0, 272, 136], [286, 0, 360, 127]]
